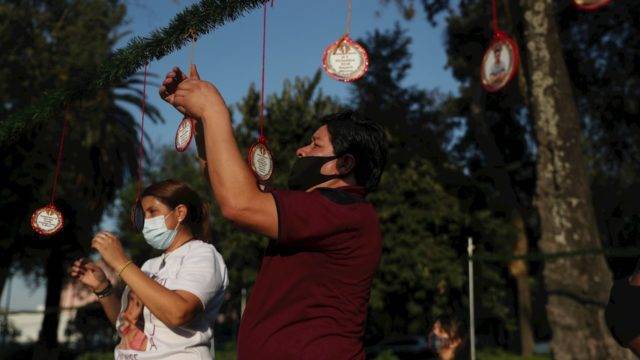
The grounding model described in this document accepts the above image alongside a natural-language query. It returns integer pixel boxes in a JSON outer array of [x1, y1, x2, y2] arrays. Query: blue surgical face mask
[[142, 210, 180, 250]]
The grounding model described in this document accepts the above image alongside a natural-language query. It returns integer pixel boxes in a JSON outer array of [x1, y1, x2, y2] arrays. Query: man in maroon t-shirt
[[161, 65, 388, 359]]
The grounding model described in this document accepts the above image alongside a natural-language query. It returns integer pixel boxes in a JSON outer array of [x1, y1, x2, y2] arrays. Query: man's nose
[[295, 147, 306, 157]]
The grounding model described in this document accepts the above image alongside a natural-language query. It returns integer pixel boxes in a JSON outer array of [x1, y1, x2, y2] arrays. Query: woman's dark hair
[[141, 179, 210, 241], [322, 111, 388, 192]]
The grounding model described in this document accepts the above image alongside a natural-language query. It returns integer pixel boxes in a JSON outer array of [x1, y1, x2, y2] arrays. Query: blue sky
[[3, 0, 458, 312]]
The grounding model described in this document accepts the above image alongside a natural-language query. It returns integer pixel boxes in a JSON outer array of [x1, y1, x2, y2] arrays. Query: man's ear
[[337, 154, 356, 175]]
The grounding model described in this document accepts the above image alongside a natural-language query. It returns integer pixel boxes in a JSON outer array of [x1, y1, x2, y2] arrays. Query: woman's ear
[[337, 154, 356, 175], [175, 204, 189, 223]]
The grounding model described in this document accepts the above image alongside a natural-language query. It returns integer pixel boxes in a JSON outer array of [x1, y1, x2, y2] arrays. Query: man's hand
[[159, 66, 185, 112], [171, 69, 227, 121], [160, 64, 202, 115]]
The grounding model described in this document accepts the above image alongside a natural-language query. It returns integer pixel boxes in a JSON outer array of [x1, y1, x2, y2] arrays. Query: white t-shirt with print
[[114, 240, 228, 360]]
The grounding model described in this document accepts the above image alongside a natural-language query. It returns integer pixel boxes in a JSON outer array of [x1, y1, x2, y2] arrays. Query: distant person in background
[[605, 264, 640, 356], [428, 317, 466, 360]]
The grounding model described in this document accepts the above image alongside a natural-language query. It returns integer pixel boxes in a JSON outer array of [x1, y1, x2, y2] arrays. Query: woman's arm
[[91, 232, 203, 328], [69, 259, 121, 326], [97, 289, 122, 326], [118, 263, 203, 328]]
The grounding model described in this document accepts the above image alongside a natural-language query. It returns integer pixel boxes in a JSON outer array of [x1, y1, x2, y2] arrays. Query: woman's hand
[[69, 258, 109, 292], [91, 231, 130, 271]]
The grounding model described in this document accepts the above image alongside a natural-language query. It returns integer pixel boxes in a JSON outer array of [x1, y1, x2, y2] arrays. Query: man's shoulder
[[273, 186, 368, 205], [316, 187, 367, 205]]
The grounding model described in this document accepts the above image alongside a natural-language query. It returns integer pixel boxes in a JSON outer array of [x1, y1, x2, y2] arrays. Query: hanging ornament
[[480, 0, 520, 93], [322, 0, 368, 82], [572, 0, 612, 11], [130, 63, 149, 232], [31, 204, 64, 236], [31, 109, 70, 236], [248, 141, 274, 182], [175, 117, 195, 152], [175, 30, 198, 153], [248, 2, 274, 191]]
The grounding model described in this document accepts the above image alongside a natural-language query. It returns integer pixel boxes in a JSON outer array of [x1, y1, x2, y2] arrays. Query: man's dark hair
[[322, 111, 388, 192]]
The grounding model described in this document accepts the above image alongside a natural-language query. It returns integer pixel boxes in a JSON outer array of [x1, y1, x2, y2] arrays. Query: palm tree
[[0, 1, 161, 358]]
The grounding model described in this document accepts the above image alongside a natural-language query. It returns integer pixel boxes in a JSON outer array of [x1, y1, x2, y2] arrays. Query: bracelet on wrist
[[117, 260, 134, 278], [93, 282, 110, 294], [93, 282, 113, 299]]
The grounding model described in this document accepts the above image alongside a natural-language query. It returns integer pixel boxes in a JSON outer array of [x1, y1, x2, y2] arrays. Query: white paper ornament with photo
[[175, 117, 195, 152], [31, 204, 64, 236], [480, 34, 520, 92], [248, 142, 274, 182], [322, 35, 369, 82]]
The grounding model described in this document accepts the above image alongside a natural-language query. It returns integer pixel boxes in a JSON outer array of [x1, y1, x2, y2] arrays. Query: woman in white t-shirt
[[70, 179, 228, 359]]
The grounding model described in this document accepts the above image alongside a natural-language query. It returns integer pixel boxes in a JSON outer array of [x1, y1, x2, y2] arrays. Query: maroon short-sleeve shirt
[[237, 186, 382, 360]]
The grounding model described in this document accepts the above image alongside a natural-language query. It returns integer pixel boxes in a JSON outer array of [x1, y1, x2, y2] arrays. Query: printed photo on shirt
[[117, 287, 148, 351]]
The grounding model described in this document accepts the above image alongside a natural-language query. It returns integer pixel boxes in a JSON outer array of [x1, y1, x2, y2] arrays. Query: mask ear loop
[[167, 207, 186, 236]]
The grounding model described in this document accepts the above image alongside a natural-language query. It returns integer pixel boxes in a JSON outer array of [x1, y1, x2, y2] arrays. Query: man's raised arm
[[168, 66, 278, 238]]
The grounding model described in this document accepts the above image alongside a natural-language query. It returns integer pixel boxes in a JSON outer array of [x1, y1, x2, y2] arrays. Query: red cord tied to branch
[[248, 1, 274, 188], [31, 106, 71, 236], [258, 1, 268, 144], [491, 0, 508, 40], [136, 62, 148, 201], [131, 62, 148, 232], [50, 108, 70, 206], [491, 0, 499, 35]]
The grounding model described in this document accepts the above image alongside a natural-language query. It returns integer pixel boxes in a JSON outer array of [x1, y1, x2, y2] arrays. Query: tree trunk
[[469, 82, 535, 356], [0, 248, 13, 303], [33, 248, 63, 360], [519, 1, 633, 358]]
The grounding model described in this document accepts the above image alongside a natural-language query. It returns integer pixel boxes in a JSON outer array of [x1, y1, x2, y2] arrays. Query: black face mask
[[288, 156, 339, 191]]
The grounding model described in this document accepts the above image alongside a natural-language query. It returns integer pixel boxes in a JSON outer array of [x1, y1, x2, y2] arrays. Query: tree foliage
[[0, 0, 160, 354]]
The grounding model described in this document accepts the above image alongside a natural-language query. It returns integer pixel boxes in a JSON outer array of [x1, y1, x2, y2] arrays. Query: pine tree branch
[[0, 0, 266, 145]]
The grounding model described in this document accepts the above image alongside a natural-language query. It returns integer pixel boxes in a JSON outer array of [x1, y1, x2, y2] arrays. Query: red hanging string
[[49, 108, 70, 205], [491, 0, 506, 40], [135, 62, 148, 200], [258, 1, 268, 143], [491, 0, 499, 34]]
